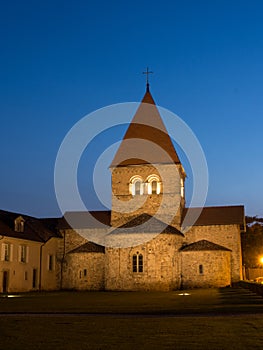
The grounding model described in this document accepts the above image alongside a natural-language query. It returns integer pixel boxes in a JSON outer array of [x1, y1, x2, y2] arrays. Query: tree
[[242, 217, 263, 268]]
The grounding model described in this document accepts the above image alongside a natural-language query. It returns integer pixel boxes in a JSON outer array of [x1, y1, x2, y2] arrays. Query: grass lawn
[[1, 287, 263, 349]]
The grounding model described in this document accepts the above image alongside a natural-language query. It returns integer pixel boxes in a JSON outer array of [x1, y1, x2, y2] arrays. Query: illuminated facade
[[0, 87, 245, 293], [58, 87, 245, 291]]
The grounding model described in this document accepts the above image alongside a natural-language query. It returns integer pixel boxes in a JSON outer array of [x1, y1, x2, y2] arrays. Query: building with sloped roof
[[0, 210, 61, 293], [57, 84, 245, 291], [0, 83, 245, 293]]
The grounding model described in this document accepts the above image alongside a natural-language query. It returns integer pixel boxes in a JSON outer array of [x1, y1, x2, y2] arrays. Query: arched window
[[147, 175, 161, 195], [181, 178, 185, 197], [129, 176, 144, 196], [134, 180, 141, 195], [132, 253, 143, 273], [151, 180, 157, 194]]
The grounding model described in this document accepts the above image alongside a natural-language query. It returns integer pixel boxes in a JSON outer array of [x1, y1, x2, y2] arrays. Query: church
[[0, 83, 245, 293], [58, 82, 245, 291]]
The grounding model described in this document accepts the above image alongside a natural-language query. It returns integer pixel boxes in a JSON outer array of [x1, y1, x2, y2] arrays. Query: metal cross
[[143, 67, 153, 91]]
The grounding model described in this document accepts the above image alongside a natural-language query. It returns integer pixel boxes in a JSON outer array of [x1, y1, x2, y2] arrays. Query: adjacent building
[[0, 210, 61, 293]]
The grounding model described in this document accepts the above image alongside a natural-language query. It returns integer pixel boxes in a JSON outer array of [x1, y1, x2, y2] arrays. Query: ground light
[[178, 293, 191, 296]]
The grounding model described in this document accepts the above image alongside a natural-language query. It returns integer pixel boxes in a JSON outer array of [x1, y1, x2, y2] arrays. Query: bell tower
[[110, 82, 186, 228]]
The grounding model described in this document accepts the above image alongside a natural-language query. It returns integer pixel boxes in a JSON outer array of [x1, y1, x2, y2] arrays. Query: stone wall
[[244, 267, 263, 281], [58, 228, 109, 290], [181, 250, 231, 288], [60, 229, 87, 255], [56, 229, 87, 290], [62, 252, 105, 290], [184, 224, 242, 283], [105, 233, 183, 291], [57, 221, 242, 292], [111, 164, 185, 228]]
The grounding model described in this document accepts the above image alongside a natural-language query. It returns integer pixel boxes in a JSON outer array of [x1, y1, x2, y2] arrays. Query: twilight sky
[[1, 0, 263, 218]]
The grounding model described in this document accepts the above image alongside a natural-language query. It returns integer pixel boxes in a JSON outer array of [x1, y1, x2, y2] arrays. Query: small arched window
[[147, 175, 161, 195], [130, 176, 144, 196], [132, 252, 143, 273], [134, 180, 141, 195], [181, 178, 185, 197], [151, 180, 157, 194]]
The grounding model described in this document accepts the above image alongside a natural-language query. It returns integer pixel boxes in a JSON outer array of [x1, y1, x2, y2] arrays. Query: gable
[[180, 240, 231, 252], [68, 242, 105, 254], [110, 214, 184, 236]]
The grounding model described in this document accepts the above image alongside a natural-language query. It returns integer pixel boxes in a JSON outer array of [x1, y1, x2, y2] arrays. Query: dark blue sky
[[1, 0, 263, 217]]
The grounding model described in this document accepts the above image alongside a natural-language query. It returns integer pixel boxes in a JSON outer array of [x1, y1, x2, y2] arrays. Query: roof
[[110, 89, 181, 167], [110, 213, 184, 236], [58, 211, 111, 230], [180, 240, 231, 252], [182, 205, 245, 227], [59, 205, 245, 231], [0, 210, 61, 242], [68, 241, 105, 254]]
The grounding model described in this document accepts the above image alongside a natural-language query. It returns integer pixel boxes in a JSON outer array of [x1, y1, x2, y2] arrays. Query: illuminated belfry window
[[132, 252, 143, 273], [147, 175, 161, 195], [134, 180, 141, 195], [130, 176, 144, 196], [129, 175, 161, 196], [181, 178, 185, 197]]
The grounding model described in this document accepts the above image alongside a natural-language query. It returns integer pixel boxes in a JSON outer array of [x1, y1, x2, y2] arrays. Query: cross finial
[[143, 67, 153, 92]]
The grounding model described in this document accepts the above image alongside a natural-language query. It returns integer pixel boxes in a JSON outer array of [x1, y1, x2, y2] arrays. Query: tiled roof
[[68, 241, 105, 254], [59, 205, 245, 231], [110, 213, 184, 236], [182, 206, 245, 227], [0, 210, 61, 242], [58, 210, 111, 229], [110, 89, 181, 167], [180, 240, 231, 252]]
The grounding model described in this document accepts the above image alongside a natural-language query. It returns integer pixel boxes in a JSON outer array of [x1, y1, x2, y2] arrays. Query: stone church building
[[58, 85, 245, 291], [0, 85, 245, 293]]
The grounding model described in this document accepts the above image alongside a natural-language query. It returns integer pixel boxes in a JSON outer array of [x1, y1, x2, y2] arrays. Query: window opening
[[132, 253, 143, 273]]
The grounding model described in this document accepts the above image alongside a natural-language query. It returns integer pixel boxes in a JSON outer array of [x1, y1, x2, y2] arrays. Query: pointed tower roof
[[110, 87, 181, 167]]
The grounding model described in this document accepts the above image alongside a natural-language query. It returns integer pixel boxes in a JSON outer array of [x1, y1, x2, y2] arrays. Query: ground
[[1, 287, 263, 349]]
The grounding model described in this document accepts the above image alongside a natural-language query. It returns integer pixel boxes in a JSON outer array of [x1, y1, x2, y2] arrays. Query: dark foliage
[[242, 216, 263, 267], [246, 216, 263, 224]]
